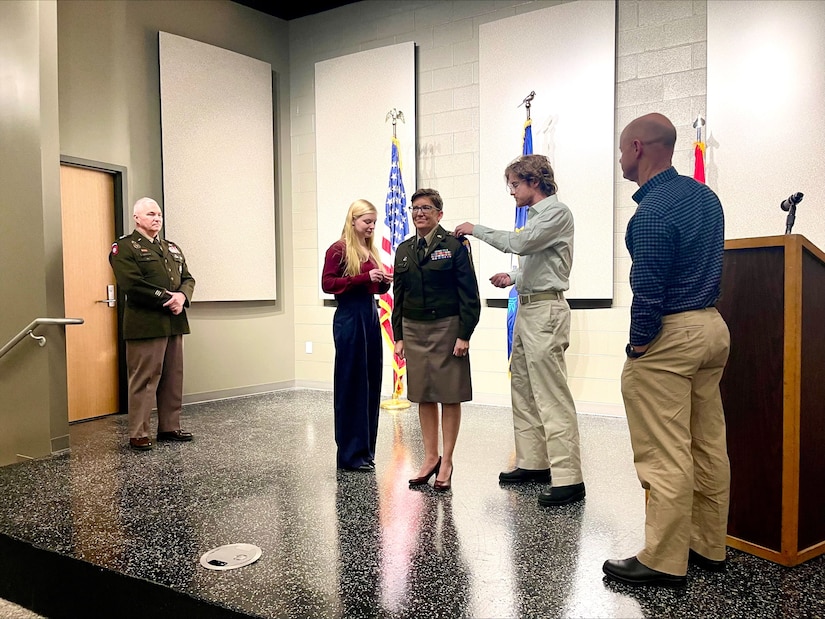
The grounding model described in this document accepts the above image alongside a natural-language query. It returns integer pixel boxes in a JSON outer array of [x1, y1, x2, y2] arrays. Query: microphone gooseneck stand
[[785, 205, 796, 235]]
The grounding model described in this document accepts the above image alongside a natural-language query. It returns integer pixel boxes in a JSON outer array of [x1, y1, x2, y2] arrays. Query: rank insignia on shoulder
[[111, 242, 118, 255]]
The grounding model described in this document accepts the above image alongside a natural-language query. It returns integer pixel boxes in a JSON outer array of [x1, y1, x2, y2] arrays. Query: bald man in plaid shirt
[[603, 113, 731, 587]]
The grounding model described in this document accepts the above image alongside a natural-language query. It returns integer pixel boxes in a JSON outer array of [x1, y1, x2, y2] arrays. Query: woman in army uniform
[[392, 188, 481, 491]]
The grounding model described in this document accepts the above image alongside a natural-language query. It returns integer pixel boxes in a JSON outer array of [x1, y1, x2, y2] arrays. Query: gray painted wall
[[0, 0, 68, 465]]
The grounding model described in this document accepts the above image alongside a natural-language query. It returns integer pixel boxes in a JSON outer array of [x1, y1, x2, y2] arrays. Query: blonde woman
[[322, 200, 392, 471]]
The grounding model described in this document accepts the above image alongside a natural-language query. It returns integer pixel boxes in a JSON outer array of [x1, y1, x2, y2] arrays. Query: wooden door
[[60, 165, 119, 421]]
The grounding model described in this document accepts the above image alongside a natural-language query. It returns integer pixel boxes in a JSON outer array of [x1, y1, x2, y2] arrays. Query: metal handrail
[[0, 318, 85, 360]]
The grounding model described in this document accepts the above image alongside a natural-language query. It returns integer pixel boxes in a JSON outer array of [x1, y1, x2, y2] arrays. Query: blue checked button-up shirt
[[625, 167, 725, 346]]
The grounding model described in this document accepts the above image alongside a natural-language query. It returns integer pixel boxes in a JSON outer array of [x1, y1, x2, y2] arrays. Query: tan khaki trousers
[[622, 308, 730, 575], [125, 335, 184, 439], [510, 298, 582, 486]]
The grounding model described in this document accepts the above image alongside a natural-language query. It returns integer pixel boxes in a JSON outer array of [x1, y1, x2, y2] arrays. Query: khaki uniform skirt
[[403, 315, 472, 404]]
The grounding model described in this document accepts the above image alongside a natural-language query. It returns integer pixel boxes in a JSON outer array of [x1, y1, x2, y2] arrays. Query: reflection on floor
[[0, 389, 823, 618]]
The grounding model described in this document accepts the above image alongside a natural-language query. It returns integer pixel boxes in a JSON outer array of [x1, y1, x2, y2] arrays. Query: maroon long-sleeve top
[[322, 240, 390, 296]]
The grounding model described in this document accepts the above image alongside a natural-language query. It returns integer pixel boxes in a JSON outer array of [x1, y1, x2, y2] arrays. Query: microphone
[[780, 192, 804, 212], [781, 192, 803, 234]]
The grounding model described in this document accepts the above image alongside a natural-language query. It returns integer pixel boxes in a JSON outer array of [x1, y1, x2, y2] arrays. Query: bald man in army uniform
[[109, 197, 196, 451]]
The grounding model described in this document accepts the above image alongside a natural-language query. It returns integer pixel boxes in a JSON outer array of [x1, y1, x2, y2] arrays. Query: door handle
[[97, 284, 116, 307]]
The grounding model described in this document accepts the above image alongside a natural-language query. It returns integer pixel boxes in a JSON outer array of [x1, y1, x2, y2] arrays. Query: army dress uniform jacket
[[392, 225, 480, 342], [109, 230, 196, 341]]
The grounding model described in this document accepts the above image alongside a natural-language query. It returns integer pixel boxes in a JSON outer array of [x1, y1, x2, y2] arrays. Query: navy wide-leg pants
[[332, 295, 383, 469]]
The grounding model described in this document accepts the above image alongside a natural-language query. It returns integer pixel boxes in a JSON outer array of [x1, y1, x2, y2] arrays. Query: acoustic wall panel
[[159, 32, 277, 301], [479, 1, 616, 302], [315, 42, 416, 297], [707, 1, 825, 249]]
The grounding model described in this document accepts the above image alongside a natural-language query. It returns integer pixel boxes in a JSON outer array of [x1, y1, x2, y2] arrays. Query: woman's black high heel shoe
[[409, 457, 441, 486], [433, 464, 453, 492]]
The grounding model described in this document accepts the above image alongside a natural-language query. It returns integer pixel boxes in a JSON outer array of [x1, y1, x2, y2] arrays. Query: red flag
[[693, 141, 706, 183]]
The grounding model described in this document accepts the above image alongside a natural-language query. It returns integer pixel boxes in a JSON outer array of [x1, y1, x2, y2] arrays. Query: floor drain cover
[[200, 543, 262, 570]]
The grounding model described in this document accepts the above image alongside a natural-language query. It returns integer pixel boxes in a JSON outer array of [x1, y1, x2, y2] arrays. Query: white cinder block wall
[[289, 0, 708, 416]]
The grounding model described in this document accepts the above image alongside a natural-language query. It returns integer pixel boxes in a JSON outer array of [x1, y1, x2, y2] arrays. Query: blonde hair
[[339, 199, 383, 277]]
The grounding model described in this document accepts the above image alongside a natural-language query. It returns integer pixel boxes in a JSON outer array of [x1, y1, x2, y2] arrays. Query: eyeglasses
[[409, 205, 437, 213], [508, 180, 523, 191]]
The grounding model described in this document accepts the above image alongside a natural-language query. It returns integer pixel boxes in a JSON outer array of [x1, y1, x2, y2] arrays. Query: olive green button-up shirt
[[473, 194, 573, 294]]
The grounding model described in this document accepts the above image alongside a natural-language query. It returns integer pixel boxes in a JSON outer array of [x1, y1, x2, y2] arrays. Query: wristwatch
[[626, 343, 645, 359]]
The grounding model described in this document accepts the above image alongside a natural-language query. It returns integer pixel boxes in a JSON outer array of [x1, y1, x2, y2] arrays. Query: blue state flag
[[507, 119, 532, 362]]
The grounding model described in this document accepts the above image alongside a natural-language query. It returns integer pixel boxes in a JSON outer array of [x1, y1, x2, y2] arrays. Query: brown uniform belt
[[519, 291, 563, 304]]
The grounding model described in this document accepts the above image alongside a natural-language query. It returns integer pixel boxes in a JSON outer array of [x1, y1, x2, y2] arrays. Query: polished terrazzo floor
[[0, 389, 823, 618], [0, 599, 42, 619]]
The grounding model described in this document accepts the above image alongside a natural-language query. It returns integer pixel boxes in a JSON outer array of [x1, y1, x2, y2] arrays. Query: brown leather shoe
[[129, 437, 153, 451], [156, 430, 193, 442]]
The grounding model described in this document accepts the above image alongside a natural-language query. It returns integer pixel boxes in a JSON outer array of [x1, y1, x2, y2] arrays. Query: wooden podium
[[716, 234, 825, 566]]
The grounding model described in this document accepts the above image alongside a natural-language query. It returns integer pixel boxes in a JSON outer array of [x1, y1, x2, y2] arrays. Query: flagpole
[[506, 92, 535, 371], [380, 108, 411, 411], [519, 90, 535, 120], [693, 114, 704, 142]]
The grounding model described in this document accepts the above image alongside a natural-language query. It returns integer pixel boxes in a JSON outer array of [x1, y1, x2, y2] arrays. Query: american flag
[[378, 137, 409, 398]]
